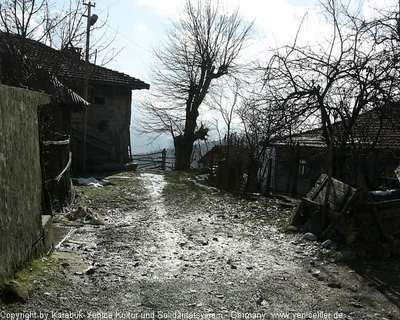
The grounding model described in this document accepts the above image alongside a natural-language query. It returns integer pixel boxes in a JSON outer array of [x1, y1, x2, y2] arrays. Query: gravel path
[[1, 171, 399, 320]]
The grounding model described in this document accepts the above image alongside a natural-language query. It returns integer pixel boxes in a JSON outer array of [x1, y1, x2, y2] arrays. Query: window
[[299, 159, 307, 176]]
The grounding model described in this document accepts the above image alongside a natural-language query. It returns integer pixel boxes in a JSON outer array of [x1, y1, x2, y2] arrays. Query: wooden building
[[0, 32, 150, 173], [198, 145, 253, 192], [268, 106, 400, 195], [57, 58, 150, 172]]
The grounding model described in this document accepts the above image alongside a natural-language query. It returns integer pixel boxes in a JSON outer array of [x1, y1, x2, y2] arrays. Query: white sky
[[54, 0, 398, 152]]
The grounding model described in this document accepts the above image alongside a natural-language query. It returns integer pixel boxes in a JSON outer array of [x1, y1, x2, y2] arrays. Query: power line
[[98, 17, 152, 55], [97, 0, 123, 14]]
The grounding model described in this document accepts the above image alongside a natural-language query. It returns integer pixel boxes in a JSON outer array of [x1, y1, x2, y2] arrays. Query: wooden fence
[[131, 148, 175, 171]]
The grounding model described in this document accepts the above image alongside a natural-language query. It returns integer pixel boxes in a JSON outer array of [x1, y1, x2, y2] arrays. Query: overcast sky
[[54, 0, 398, 153]]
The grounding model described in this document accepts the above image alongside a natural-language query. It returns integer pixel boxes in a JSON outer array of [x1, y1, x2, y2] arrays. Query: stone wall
[[0, 85, 50, 280]]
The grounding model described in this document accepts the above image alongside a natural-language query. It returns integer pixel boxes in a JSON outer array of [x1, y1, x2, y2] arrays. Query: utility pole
[[82, 1, 97, 173]]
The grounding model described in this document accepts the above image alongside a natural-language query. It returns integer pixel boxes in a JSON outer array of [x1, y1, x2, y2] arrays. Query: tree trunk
[[174, 135, 195, 170], [174, 98, 202, 170]]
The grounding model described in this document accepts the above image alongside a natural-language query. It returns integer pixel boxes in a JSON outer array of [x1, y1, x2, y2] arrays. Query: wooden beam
[[42, 138, 70, 146]]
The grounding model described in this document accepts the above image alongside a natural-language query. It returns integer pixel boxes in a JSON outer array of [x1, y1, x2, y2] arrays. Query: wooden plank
[[291, 201, 304, 226], [306, 174, 328, 200], [320, 188, 360, 241], [303, 198, 323, 236], [311, 176, 354, 212], [370, 201, 392, 243], [42, 138, 70, 146], [330, 180, 350, 208], [373, 200, 400, 238]]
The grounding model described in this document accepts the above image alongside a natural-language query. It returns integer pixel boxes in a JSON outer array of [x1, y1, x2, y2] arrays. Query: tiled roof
[[198, 145, 250, 164], [0, 32, 150, 90], [269, 105, 400, 150], [270, 128, 326, 148]]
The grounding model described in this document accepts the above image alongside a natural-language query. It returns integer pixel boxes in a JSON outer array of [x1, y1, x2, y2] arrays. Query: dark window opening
[[95, 96, 105, 105]]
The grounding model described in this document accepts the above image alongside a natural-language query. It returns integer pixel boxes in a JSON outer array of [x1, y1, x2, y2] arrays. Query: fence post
[[161, 148, 166, 171]]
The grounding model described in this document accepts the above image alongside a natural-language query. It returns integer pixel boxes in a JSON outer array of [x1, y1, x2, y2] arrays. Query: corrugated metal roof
[[50, 76, 90, 107]]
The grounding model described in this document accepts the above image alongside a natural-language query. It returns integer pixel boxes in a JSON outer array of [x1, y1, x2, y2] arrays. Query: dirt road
[[1, 171, 399, 319]]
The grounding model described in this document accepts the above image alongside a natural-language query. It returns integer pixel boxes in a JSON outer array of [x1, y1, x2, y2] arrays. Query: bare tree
[[0, 0, 60, 82], [208, 80, 241, 145], [141, 0, 253, 170], [253, 0, 400, 181], [48, 0, 120, 66], [0, 0, 57, 40], [0, 0, 121, 70]]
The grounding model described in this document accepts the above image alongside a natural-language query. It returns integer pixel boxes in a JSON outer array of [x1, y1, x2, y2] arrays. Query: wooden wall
[[70, 83, 132, 171]]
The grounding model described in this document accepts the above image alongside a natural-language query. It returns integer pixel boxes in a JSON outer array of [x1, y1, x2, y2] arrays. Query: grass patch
[[0, 257, 59, 304], [73, 173, 147, 211], [163, 171, 202, 196], [276, 218, 291, 232]]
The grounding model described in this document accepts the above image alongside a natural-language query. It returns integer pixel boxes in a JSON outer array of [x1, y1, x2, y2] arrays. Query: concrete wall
[[0, 85, 50, 280]]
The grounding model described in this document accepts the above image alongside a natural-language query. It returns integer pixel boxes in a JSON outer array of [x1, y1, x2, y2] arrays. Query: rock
[[84, 243, 97, 251], [286, 225, 300, 233], [212, 237, 219, 242], [351, 301, 363, 308], [193, 237, 208, 246], [227, 258, 238, 269], [85, 267, 96, 275], [3, 281, 29, 303], [261, 300, 269, 307], [336, 250, 357, 262], [256, 296, 264, 305], [304, 233, 317, 241], [311, 270, 321, 278], [321, 239, 332, 248], [65, 206, 104, 225], [327, 281, 342, 289], [246, 266, 253, 270], [197, 218, 202, 222]]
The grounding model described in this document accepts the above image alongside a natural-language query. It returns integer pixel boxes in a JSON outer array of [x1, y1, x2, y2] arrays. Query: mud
[[1, 171, 399, 320]]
